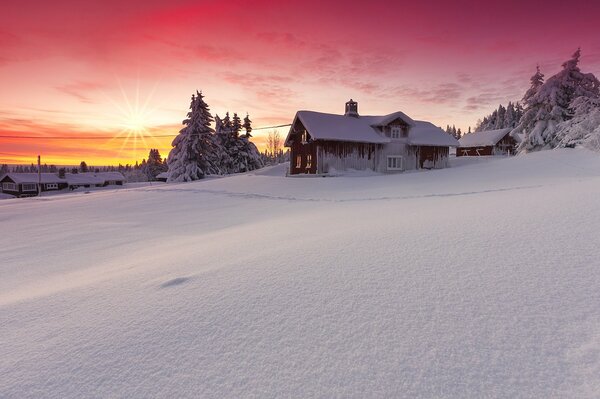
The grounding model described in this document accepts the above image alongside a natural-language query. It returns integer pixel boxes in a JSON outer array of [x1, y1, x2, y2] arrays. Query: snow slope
[[2, 149, 600, 398]]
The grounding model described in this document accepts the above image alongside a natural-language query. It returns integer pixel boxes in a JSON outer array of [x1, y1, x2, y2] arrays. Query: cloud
[[54, 81, 107, 104]]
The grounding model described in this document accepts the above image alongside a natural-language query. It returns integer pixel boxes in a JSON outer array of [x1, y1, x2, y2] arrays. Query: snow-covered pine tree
[[218, 112, 263, 173], [243, 114, 252, 137], [167, 91, 223, 182], [516, 49, 600, 152], [556, 96, 600, 150], [142, 149, 167, 180]]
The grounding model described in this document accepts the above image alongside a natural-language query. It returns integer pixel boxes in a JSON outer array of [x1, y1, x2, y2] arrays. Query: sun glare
[[104, 77, 163, 161]]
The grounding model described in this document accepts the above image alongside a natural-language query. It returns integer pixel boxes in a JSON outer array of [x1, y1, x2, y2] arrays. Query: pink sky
[[1, 0, 599, 165]]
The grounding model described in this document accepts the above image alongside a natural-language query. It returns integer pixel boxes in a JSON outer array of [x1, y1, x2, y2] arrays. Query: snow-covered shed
[[0, 173, 68, 197], [155, 172, 169, 182], [457, 128, 518, 156], [284, 100, 458, 175]]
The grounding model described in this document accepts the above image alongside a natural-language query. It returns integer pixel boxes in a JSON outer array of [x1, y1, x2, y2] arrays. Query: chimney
[[344, 99, 359, 117]]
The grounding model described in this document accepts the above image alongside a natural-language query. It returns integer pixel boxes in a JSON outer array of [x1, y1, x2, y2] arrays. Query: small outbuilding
[[457, 128, 519, 156]]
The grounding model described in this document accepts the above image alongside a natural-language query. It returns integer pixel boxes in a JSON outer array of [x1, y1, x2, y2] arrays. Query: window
[[391, 127, 401, 139], [301, 130, 308, 143], [46, 183, 58, 190], [2, 182, 16, 191], [306, 155, 312, 169], [296, 156, 302, 168], [22, 183, 38, 191], [387, 156, 403, 171]]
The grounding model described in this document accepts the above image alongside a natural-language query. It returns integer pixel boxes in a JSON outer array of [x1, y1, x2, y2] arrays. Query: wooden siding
[[288, 119, 318, 175], [317, 141, 379, 174], [416, 146, 449, 169], [457, 146, 493, 156], [457, 133, 517, 157]]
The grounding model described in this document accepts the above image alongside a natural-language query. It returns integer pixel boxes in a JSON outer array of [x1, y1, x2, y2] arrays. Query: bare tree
[[267, 130, 281, 158]]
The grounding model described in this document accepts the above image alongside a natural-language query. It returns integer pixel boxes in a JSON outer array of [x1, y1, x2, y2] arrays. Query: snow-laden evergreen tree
[[167, 91, 223, 182], [216, 111, 263, 173], [142, 149, 168, 180], [516, 49, 600, 152], [555, 96, 600, 150], [475, 102, 524, 132]]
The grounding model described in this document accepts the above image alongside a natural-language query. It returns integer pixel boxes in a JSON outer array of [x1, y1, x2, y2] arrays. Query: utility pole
[[37, 155, 41, 197]]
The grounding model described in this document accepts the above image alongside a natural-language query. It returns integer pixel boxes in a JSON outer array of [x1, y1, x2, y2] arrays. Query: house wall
[[457, 146, 494, 157], [317, 141, 379, 174], [493, 135, 518, 155], [376, 140, 415, 172], [290, 139, 318, 175], [416, 146, 449, 169]]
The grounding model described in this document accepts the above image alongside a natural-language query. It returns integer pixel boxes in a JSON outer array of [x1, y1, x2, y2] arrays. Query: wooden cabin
[[457, 128, 518, 156], [285, 100, 459, 175], [0, 173, 68, 197]]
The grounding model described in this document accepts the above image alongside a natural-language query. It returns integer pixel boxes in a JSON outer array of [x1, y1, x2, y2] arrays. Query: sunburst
[[104, 76, 163, 161]]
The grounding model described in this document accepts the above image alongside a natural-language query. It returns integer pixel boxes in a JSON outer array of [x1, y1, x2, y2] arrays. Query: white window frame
[[22, 183, 38, 191], [390, 126, 401, 139], [2, 182, 17, 191], [387, 155, 403, 171], [46, 183, 59, 190], [306, 154, 312, 169], [296, 156, 302, 168]]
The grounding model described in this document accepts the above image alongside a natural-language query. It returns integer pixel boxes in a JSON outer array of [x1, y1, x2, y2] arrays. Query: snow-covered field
[[2, 149, 600, 398]]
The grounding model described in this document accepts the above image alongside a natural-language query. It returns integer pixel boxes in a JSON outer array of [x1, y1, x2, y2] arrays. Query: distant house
[[65, 172, 126, 188], [65, 173, 105, 189], [457, 128, 519, 157], [0, 171, 126, 197], [96, 172, 126, 186], [284, 100, 459, 175], [0, 173, 68, 197]]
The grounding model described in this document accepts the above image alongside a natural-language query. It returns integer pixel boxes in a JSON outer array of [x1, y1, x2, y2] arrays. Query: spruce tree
[[167, 91, 222, 182], [517, 49, 600, 151]]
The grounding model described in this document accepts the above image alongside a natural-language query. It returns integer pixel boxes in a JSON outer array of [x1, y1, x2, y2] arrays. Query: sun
[[122, 110, 148, 134], [104, 77, 163, 160]]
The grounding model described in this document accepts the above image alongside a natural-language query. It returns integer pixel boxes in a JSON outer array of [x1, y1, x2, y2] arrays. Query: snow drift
[[1, 149, 600, 398]]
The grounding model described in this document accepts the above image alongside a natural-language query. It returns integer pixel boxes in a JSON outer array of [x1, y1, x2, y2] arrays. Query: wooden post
[[37, 155, 41, 197]]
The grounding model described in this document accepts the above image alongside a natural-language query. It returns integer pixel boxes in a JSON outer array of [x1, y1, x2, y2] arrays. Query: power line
[[0, 123, 292, 140]]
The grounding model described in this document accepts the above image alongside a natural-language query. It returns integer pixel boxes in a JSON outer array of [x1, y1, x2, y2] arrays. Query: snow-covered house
[[457, 128, 519, 157], [65, 172, 125, 188], [0, 173, 68, 197], [284, 100, 458, 175], [96, 172, 125, 186], [65, 173, 106, 189]]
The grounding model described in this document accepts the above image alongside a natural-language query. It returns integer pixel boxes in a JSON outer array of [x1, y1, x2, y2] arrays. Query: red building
[[457, 128, 519, 156], [285, 100, 459, 175]]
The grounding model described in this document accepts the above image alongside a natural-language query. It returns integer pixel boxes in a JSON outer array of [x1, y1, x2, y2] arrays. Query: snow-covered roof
[[409, 121, 460, 147], [292, 111, 391, 144], [96, 172, 125, 181], [286, 110, 456, 147], [65, 173, 105, 185], [156, 172, 169, 179], [459, 128, 512, 147], [367, 111, 416, 127], [1, 173, 66, 184]]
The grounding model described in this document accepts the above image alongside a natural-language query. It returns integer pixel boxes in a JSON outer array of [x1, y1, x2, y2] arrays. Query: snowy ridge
[[2, 149, 600, 398]]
